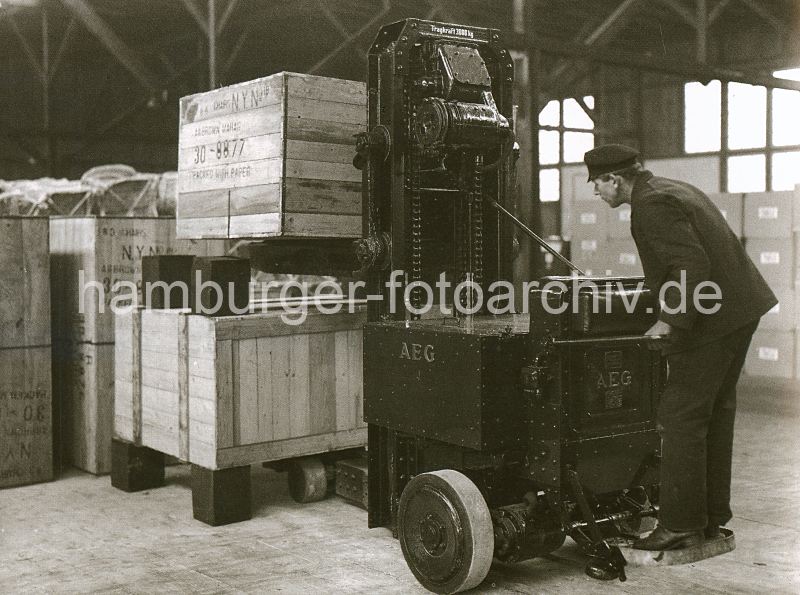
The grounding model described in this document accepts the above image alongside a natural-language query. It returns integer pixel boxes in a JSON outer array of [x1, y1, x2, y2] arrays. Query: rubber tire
[[287, 457, 328, 503], [398, 469, 494, 594]]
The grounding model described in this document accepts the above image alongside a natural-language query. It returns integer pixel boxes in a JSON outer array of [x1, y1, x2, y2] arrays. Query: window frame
[[538, 97, 596, 202], [683, 81, 800, 192]]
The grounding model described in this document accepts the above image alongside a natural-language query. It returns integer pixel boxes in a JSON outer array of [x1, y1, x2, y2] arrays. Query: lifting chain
[[455, 166, 470, 313], [470, 153, 485, 290], [406, 68, 424, 316], [408, 146, 423, 312]]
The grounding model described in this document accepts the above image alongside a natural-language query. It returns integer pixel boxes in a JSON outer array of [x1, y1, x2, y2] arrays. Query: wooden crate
[[50, 217, 226, 474], [53, 342, 115, 474], [177, 72, 365, 240], [0, 218, 50, 349], [50, 216, 227, 344], [0, 346, 52, 488], [115, 308, 367, 470]]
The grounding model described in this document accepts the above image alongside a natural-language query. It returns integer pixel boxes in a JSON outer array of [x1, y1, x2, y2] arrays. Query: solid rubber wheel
[[287, 457, 328, 503], [398, 470, 494, 594]]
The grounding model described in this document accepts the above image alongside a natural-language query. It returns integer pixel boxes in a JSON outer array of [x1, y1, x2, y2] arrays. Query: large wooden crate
[[0, 346, 52, 488], [177, 72, 365, 240], [115, 308, 367, 470], [0, 217, 52, 488], [50, 217, 226, 474], [0, 218, 50, 349]]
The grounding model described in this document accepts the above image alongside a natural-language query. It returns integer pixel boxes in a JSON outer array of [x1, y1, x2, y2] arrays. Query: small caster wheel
[[398, 469, 494, 594], [287, 457, 328, 503]]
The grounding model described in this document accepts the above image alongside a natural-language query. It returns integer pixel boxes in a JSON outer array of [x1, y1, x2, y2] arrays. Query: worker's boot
[[632, 525, 703, 550]]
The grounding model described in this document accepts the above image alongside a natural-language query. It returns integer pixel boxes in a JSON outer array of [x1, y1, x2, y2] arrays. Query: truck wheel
[[398, 469, 494, 594], [287, 457, 328, 503]]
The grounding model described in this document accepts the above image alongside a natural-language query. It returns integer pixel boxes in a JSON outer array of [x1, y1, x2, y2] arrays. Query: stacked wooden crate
[[176, 72, 365, 239], [0, 218, 52, 488], [51, 217, 225, 474], [115, 308, 367, 470]]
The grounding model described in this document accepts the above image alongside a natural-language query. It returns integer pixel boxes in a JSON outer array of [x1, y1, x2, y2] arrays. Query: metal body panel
[[364, 319, 527, 452], [568, 431, 660, 496]]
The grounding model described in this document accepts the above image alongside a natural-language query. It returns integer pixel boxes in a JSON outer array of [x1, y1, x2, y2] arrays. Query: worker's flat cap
[[584, 144, 639, 181]]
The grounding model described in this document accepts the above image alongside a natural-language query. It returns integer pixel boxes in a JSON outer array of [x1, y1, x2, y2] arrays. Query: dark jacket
[[629, 170, 776, 352]]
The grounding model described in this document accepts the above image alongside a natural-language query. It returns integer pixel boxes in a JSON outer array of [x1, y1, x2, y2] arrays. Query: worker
[[584, 144, 776, 551]]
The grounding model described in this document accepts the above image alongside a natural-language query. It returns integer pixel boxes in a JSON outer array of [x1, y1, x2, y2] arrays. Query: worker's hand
[[645, 320, 673, 350]]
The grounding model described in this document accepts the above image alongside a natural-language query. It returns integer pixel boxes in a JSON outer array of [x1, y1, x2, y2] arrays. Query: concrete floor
[[1, 376, 799, 594]]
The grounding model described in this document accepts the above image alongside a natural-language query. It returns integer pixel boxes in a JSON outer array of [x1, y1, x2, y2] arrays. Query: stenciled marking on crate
[[95, 223, 193, 307], [179, 158, 282, 194], [183, 80, 277, 124], [0, 387, 50, 481]]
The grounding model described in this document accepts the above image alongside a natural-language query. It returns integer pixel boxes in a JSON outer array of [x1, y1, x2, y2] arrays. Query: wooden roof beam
[[48, 17, 76, 83], [736, 0, 786, 35], [216, 0, 238, 36], [179, 0, 208, 35], [59, 0, 161, 93], [652, 0, 698, 29], [708, 0, 734, 24], [318, 3, 350, 40], [308, 3, 391, 74], [583, 0, 650, 47], [547, 0, 647, 91], [178, 0, 235, 36], [7, 11, 46, 83]]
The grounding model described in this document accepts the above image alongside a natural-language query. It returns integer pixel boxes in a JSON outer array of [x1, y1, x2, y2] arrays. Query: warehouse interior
[[1, 0, 799, 593]]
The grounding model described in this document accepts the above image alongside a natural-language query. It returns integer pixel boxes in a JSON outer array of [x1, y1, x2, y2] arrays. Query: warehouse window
[[685, 81, 721, 153], [772, 89, 800, 146], [772, 151, 800, 190], [539, 97, 595, 201], [728, 154, 766, 192], [684, 81, 800, 191], [728, 83, 767, 150]]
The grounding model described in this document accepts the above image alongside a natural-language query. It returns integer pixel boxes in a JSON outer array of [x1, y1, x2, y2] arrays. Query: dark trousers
[[657, 321, 757, 532]]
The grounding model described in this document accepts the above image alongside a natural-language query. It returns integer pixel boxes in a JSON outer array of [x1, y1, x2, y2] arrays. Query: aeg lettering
[[399, 342, 435, 362]]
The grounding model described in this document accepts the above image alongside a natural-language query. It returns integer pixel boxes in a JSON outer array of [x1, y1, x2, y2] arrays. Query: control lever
[[489, 200, 585, 275], [551, 335, 667, 346]]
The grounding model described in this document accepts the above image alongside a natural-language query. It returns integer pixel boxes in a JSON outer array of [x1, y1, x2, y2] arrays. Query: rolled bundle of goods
[[81, 164, 159, 216], [44, 180, 94, 215], [81, 164, 137, 185], [91, 174, 160, 216], [156, 171, 177, 216], [0, 178, 93, 216], [0, 189, 39, 216]]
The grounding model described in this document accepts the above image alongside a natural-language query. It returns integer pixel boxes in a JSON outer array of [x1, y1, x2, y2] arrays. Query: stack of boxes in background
[[565, 183, 800, 380], [742, 190, 796, 379], [566, 187, 643, 277]]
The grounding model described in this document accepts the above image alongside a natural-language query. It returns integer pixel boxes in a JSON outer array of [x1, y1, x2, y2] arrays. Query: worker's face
[[592, 174, 625, 207]]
